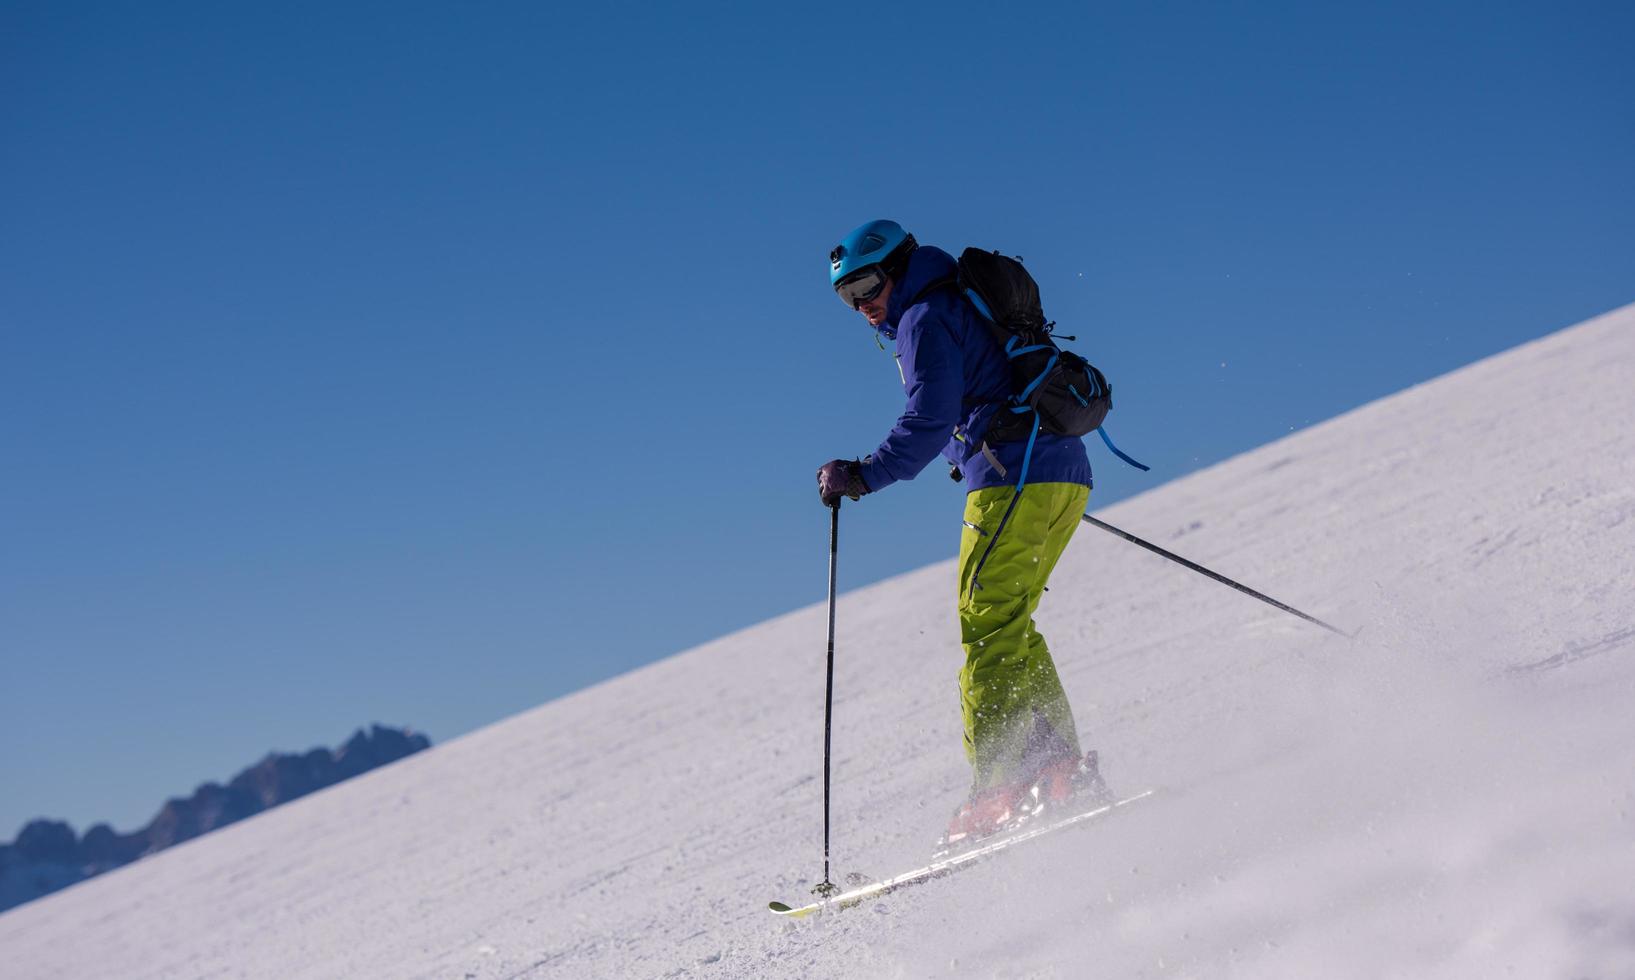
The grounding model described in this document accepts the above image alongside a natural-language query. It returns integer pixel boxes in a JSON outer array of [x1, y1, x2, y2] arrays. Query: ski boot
[[1031, 748, 1116, 813], [932, 781, 1033, 857]]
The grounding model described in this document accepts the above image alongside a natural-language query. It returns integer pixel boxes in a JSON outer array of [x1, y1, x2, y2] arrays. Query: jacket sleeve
[[858, 304, 963, 493]]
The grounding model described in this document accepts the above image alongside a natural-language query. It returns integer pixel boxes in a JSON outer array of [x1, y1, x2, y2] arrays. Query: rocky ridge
[[0, 724, 430, 913]]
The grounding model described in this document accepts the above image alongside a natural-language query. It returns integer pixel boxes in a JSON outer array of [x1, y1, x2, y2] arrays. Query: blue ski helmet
[[829, 219, 916, 285]]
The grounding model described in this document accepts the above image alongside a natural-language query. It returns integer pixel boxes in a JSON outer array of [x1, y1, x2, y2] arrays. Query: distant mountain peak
[[0, 725, 430, 914]]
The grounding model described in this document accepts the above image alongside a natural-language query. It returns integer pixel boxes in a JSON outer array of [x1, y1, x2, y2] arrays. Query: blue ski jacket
[[857, 245, 1092, 495]]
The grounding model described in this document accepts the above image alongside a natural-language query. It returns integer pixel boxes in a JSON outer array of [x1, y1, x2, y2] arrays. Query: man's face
[[856, 274, 893, 327]]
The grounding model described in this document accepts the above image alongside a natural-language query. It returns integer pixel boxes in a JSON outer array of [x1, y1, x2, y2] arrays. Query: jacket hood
[[878, 245, 958, 339]]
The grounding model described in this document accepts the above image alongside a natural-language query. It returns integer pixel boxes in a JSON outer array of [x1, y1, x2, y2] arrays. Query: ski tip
[[769, 898, 827, 918]]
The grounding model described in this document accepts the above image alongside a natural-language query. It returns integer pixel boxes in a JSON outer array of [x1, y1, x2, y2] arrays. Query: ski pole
[[815, 502, 841, 898], [1080, 514, 1351, 638]]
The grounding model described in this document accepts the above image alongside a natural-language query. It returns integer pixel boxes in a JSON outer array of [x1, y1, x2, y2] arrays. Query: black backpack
[[956, 248, 1112, 445]]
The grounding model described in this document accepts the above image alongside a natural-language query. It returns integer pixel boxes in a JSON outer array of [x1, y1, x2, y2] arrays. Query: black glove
[[816, 458, 871, 507]]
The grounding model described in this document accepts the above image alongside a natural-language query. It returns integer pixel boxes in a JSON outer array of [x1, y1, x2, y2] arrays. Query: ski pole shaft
[[820, 502, 840, 893], [1080, 514, 1350, 638]]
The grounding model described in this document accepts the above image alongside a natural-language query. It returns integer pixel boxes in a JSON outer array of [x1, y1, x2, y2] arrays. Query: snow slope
[[3, 303, 1634, 979]]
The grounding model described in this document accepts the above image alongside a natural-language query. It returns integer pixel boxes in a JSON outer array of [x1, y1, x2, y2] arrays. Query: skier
[[817, 219, 1111, 851]]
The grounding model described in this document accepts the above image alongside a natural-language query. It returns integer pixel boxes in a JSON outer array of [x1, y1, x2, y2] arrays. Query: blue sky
[[3, 0, 1631, 835]]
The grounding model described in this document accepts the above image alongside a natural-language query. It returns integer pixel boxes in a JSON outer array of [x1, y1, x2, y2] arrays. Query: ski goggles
[[834, 266, 888, 310]]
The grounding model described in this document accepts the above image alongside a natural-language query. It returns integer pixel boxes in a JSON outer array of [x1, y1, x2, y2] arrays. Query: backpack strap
[[965, 410, 1043, 597], [977, 441, 1007, 480], [1096, 427, 1151, 471]]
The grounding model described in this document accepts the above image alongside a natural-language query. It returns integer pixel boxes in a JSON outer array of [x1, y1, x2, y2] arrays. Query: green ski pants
[[956, 481, 1090, 791]]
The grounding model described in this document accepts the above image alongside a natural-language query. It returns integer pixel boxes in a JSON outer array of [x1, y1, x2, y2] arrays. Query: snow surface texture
[[3, 303, 1634, 979]]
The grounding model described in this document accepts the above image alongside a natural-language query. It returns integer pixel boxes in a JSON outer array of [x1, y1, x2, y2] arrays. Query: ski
[[768, 788, 1155, 917]]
